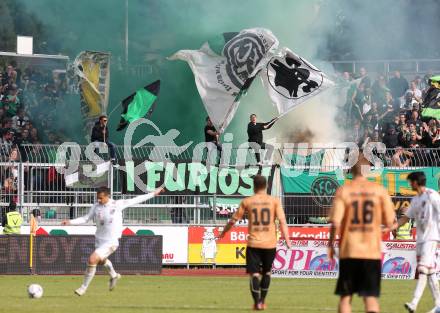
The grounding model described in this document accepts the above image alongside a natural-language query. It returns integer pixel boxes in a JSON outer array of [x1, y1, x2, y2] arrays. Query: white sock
[[81, 264, 97, 289], [103, 259, 117, 278], [412, 273, 428, 307], [428, 274, 440, 307]]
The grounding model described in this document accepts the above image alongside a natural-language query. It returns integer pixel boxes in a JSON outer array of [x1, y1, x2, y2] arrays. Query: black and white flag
[[169, 28, 279, 133], [260, 48, 334, 117]]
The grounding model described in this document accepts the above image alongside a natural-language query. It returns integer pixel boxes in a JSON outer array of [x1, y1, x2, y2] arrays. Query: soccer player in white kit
[[396, 172, 440, 313], [61, 186, 163, 296]]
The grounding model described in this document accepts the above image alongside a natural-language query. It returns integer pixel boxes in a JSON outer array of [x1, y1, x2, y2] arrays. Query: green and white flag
[[116, 80, 160, 131], [169, 28, 279, 133]]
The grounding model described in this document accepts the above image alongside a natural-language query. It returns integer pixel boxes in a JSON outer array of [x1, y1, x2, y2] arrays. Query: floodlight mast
[[125, 0, 129, 65]]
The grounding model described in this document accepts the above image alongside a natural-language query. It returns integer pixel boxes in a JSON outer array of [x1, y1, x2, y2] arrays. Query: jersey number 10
[[351, 200, 374, 224], [251, 208, 271, 226]]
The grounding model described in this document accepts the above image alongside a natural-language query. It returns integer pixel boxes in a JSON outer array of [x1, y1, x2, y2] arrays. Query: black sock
[[260, 274, 271, 303], [250, 276, 261, 305]]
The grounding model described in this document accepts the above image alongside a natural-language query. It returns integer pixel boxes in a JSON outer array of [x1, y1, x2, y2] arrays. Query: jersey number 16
[[351, 200, 374, 224]]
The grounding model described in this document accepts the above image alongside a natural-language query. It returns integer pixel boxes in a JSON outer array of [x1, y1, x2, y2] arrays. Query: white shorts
[[94, 239, 118, 260], [417, 241, 438, 269]]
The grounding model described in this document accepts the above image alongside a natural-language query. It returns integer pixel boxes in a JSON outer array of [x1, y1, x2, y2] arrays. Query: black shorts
[[335, 258, 382, 297], [246, 247, 276, 274]]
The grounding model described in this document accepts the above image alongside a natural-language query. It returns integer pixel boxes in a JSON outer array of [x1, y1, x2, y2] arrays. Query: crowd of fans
[[3, 61, 439, 164], [0, 61, 71, 156], [0, 61, 71, 201], [337, 67, 440, 166]]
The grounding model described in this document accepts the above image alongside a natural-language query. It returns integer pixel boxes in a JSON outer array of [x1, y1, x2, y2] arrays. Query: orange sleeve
[[232, 199, 246, 221], [381, 187, 396, 228], [329, 187, 345, 225]]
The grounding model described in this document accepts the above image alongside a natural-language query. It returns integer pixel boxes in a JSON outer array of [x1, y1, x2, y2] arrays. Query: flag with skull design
[[169, 28, 279, 133], [260, 47, 334, 117]]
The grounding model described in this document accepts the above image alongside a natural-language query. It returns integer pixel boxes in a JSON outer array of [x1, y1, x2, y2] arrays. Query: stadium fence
[[0, 144, 434, 226]]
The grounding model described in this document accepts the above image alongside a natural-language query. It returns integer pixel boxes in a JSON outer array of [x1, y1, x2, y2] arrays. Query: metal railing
[[128, 59, 440, 79], [19, 195, 214, 225], [18, 144, 440, 169], [330, 58, 440, 75], [16, 194, 413, 226], [379, 148, 440, 168], [283, 195, 414, 224], [0, 144, 435, 226]]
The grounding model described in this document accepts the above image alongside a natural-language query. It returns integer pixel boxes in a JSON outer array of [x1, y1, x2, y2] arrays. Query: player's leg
[[358, 260, 382, 313], [259, 248, 277, 308], [102, 258, 117, 277], [360, 259, 381, 313], [96, 245, 120, 291], [424, 242, 440, 311], [75, 252, 101, 296], [406, 243, 431, 311], [250, 273, 262, 309], [338, 295, 352, 313], [259, 271, 271, 307], [405, 264, 428, 312], [427, 271, 440, 311], [363, 296, 379, 313], [246, 247, 262, 310], [335, 259, 354, 313]]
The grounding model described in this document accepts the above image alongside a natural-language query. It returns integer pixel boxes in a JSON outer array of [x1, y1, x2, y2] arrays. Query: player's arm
[[62, 205, 95, 226], [395, 198, 413, 229], [218, 200, 246, 239], [328, 225, 339, 260], [328, 188, 344, 260], [432, 193, 440, 221], [116, 187, 164, 210], [381, 188, 397, 232], [275, 198, 292, 249]]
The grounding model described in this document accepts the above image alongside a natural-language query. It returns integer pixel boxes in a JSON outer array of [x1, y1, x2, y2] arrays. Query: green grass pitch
[[1, 275, 437, 313]]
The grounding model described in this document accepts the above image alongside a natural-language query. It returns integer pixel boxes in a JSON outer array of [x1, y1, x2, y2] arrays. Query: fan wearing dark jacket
[[91, 115, 116, 164], [247, 114, 277, 164]]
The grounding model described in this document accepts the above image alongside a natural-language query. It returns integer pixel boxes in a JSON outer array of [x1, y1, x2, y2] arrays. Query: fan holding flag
[[170, 29, 335, 147], [247, 114, 278, 165], [88, 80, 160, 166], [91, 115, 117, 165]]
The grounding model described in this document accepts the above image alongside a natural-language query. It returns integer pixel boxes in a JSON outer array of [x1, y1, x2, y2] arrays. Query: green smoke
[[18, 0, 326, 146], [19, 0, 440, 146]]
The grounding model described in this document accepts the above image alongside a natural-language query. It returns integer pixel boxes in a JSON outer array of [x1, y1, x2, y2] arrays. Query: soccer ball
[[28, 284, 43, 299]]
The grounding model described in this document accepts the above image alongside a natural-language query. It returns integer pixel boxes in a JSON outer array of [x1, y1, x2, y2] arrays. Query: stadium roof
[[0, 51, 69, 68]]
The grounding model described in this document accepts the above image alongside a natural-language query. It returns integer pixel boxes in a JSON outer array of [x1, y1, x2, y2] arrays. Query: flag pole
[[29, 214, 38, 274], [29, 232, 33, 274], [107, 102, 122, 119], [124, 0, 129, 65], [272, 107, 297, 122]]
